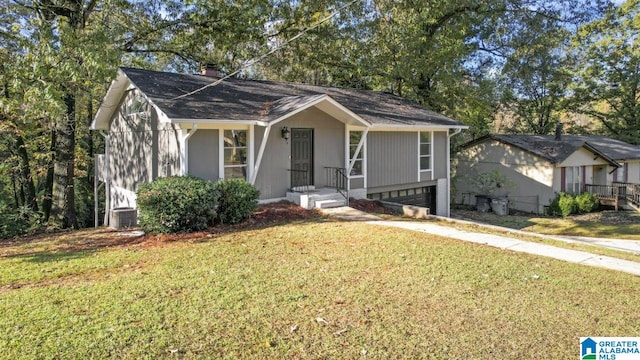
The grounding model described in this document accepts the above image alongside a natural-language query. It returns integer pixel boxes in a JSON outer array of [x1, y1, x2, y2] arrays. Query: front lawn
[[1, 213, 639, 358], [452, 208, 640, 240]]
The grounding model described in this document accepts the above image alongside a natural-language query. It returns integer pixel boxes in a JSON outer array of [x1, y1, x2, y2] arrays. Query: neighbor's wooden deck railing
[[585, 183, 640, 210], [584, 184, 625, 210], [613, 181, 640, 207]]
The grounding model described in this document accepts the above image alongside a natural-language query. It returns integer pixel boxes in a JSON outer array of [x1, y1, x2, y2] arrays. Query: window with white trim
[[565, 166, 582, 194], [349, 131, 363, 176], [419, 132, 432, 171], [223, 130, 247, 179]]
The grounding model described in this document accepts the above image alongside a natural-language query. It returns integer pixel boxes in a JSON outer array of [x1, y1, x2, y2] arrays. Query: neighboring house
[[91, 67, 467, 224], [454, 133, 640, 214]]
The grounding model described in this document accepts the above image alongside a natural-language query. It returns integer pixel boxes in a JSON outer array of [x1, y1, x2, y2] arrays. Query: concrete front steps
[[286, 186, 347, 209]]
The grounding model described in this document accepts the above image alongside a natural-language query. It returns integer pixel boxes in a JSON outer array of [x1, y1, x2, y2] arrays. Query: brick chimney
[[555, 122, 563, 141], [201, 63, 219, 77]]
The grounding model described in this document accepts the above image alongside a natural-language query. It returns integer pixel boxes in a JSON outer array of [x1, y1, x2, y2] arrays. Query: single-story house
[[454, 133, 640, 213], [91, 67, 467, 225]]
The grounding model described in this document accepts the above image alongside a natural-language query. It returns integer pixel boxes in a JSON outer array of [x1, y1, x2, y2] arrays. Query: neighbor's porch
[[584, 182, 640, 211]]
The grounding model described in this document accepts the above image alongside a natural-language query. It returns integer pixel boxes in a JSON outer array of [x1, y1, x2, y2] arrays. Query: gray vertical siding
[[109, 90, 156, 192], [188, 129, 219, 181], [433, 131, 448, 180], [108, 89, 180, 207], [367, 131, 418, 188], [254, 107, 344, 199]]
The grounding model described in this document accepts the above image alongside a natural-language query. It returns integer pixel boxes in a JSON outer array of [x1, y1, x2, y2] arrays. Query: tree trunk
[[15, 135, 38, 212], [11, 174, 19, 208], [52, 93, 78, 229], [42, 129, 56, 221]]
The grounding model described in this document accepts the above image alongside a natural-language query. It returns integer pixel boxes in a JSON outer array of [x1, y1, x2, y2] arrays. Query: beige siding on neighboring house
[[367, 131, 418, 188], [254, 107, 345, 200], [559, 147, 611, 168], [628, 160, 640, 183], [454, 139, 556, 213], [188, 129, 219, 182]]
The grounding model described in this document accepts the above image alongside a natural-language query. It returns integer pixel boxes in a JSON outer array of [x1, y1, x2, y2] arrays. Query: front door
[[291, 128, 314, 188], [594, 166, 607, 185]]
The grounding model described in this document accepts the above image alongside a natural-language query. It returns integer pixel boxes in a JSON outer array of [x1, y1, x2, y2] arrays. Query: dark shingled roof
[[469, 134, 640, 163], [120, 67, 462, 127]]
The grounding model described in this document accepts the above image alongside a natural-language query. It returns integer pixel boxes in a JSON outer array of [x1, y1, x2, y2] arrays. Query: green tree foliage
[[0, 0, 632, 232], [569, 0, 640, 144]]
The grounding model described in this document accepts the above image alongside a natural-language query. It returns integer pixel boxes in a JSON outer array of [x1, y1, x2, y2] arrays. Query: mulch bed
[[1, 201, 323, 253], [3, 200, 403, 252]]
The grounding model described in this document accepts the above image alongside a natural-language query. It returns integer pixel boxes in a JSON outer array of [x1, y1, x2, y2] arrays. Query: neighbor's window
[[223, 130, 247, 179], [349, 131, 363, 176], [419, 132, 432, 171], [615, 163, 625, 182], [565, 166, 582, 194]]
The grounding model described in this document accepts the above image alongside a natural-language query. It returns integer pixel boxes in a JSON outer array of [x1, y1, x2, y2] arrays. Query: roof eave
[[267, 94, 372, 127], [90, 69, 130, 130], [582, 142, 621, 167], [370, 124, 468, 131]]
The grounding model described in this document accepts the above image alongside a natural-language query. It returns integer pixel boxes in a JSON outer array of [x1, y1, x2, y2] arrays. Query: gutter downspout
[[446, 128, 463, 217], [251, 124, 272, 185], [100, 131, 110, 227]]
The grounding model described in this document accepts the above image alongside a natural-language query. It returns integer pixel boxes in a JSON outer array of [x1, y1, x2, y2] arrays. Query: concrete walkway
[[368, 220, 640, 277], [446, 216, 640, 254]]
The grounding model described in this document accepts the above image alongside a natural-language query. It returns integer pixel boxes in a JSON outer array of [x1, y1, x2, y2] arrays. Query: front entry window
[[223, 130, 247, 179], [349, 131, 363, 176]]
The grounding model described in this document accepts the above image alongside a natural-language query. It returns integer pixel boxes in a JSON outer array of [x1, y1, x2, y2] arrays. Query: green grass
[[1, 220, 639, 359], [452, 209, 640, 240]]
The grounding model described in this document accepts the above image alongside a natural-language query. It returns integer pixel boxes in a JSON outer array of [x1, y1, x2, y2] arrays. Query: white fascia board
[[269, 95, 372, 128], [90, 70, 130, 130], [172, 118, 268, 127], [370, 124, 468, 132]]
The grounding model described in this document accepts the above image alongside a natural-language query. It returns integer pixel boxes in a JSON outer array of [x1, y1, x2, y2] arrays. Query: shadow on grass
[[2, 232, 147, 263], [1, 201, 328, 261]]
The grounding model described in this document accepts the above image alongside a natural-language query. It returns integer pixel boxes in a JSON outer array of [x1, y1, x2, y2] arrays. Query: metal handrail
[[324, 166, 349, 206]]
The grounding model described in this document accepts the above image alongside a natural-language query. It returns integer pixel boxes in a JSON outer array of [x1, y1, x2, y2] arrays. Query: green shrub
[[136, 176, 216, 234], [213, 178, 260, 224], [557, 193, 576, 217], [575, 192, 599, 213], [547, 192, 599, 218], [0, 204, 42, 239]]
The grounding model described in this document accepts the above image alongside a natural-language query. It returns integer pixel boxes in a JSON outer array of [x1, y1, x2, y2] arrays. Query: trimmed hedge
[[136, 176, 216, 234], [547, 192, 599, 218], [213, 178, 260, 224]]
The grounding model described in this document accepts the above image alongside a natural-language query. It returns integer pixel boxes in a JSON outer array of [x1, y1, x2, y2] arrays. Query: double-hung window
[[223, 130, 248, 179], [419, 132, 432, 171], [349, 131, 363, 176], [564, 166, 582, 194]]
